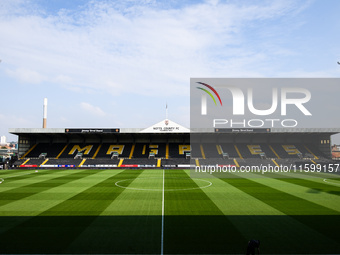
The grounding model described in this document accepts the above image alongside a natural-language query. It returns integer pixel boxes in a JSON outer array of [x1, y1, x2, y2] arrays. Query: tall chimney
[[43, 98, 47, 128]]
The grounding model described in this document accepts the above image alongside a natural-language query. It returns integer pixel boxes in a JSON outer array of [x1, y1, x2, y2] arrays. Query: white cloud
[[80, 102, 106, 117], [0, 0, 311, 97], [2, 0, 340, 140], [6, 67, 45, 84]]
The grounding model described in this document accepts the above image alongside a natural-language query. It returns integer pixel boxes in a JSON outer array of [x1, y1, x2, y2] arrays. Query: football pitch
[[0, 169, 339, 254]]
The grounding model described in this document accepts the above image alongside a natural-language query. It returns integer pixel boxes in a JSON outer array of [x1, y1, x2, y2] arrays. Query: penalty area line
[[114, 177, 212, 191]]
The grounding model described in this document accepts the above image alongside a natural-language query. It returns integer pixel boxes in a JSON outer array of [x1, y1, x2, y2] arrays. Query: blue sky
[[1, 0, 340, 142]]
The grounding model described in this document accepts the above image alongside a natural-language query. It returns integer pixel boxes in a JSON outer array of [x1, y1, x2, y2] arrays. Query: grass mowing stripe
[[161, 169, 164, 255], [222, 178, 340, 245], [0, 170, 59, 191], [228, 215, 339, 254], [279, 178, 340, 196], [0, 170, 127, 236], [101, 170, 163, 215], [66, 216, 162, 254], [0, 170, 96, 207], [0, 170, 125, 217], [40, 169, 145, 216], [191, 174, 285, 215], [223, 178, 339, 215], [248, 175, 340, 212], [0, 169, 40, 177], [262, 177, 340, 212], [164, 170, 247, 254], [201, 176, 340, 253], [0, 169, 145, 254], [165, 170, 223, 215], [65, 170, 163, 254], [238, 171, 340, 212], [0, 170, 35, 179]]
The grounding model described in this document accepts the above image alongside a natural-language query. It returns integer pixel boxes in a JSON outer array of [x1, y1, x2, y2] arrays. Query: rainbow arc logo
[[196, 82, 222, 106], [196, 82, 222, 115]]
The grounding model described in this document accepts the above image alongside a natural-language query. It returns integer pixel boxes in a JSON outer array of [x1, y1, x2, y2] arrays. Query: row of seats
[[25, 143, 190, 159], [195, 143, 325, 159], [23, 143, 326, 160]]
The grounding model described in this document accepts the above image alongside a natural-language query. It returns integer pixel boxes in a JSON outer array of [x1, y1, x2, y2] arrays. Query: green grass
[[0, 169, 339, 254]]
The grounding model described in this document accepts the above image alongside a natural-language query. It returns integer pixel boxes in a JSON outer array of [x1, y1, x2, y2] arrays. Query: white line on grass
[[0, 171, 38, 184], [161, 169, 165, 255], [323, 178, 340, 186]]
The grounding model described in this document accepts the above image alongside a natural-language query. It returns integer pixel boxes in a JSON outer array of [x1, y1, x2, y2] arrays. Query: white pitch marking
[[161, 169, 165, 255], [323, 178, 340, 186], [114, 177, 212, 191], [0, 171, 38, 184], [114, 174, 213, 255]]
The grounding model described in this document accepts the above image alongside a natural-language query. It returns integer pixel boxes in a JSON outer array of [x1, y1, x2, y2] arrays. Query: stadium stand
[[162, 158, 190, 166], [168, 143, 191, 158], [57, 143, 100, 158], [14, 140, 332, 169], [132, 143, 166, 158], [198, 158, 237, 166], [220, 144, 240, 158], [200, 144, 220, 158], [45, 158, 83, 165], [24, 143, 68, 158], [9, 122, 338, 169]]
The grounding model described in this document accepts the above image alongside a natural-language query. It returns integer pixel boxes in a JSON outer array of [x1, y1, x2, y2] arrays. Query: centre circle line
[[114, 177, 212, 191], [323, 178, 340, 186]]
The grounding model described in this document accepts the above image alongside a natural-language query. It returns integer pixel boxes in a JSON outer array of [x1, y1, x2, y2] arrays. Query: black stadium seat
[[18, 141, 330, 168]]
